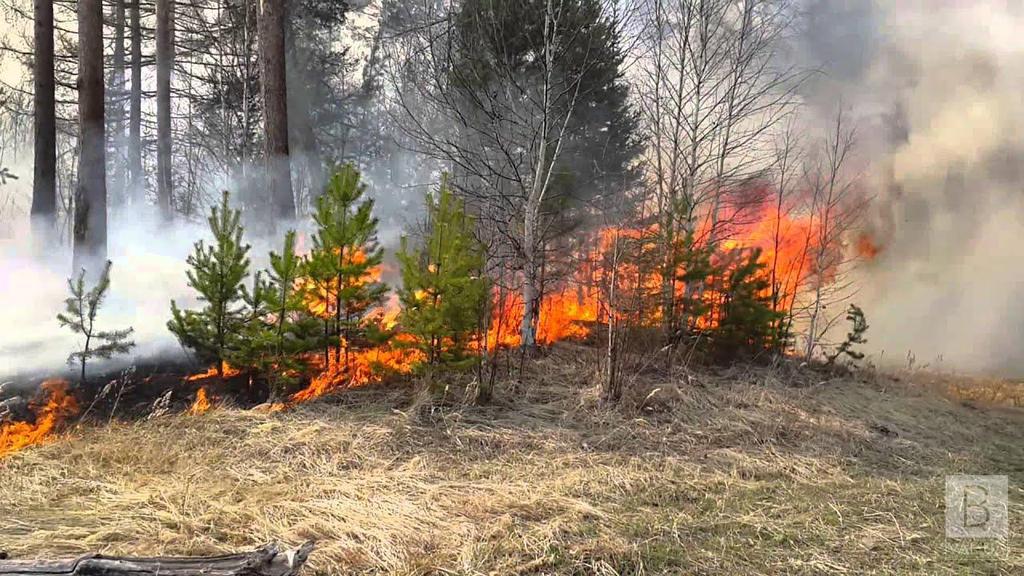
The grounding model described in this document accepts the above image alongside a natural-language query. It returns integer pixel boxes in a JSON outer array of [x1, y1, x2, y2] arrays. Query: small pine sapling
[[397, 175, 488, 375], [711, 248, 784, 361], [827, 304, 869, 366], [226, 271, 273, 377], [168, 191, 251, 377], [235, 231, 322, 397], [306, 164, 389, 370], [57, 260, 136, 385]]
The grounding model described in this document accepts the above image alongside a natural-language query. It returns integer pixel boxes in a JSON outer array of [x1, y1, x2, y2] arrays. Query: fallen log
[[0, 542, 314, 576], [0, 396, 31, 424]]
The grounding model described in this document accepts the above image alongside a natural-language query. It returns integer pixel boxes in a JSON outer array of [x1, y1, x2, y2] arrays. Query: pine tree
[[827, 304, 869, 366], [225, 271, 274, 379], [168, 191, 251, 377], [306, 164, 388, 370], [267, 231, 320, 357], [397, 175, 488, 373], [57, 260, 136, 385], [710, 248, 783, 361], [230, 230, 321, 397]]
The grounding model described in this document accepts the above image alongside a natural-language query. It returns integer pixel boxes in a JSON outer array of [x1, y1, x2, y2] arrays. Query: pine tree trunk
[[156, 0, 174, 219], [284, 16, 323, 209], [261, 0, 295, 227], [129, 0, 143, 205], [73, 0, 108, 270], [109, 0, 127, 209], [30, 0, 56, 239]]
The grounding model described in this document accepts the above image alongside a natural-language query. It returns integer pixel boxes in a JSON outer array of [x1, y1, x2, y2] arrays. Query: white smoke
[[0, 206, 203, 377]]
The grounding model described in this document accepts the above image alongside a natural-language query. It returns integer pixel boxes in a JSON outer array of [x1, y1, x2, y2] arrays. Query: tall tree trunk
[[156, 0, 174, 219], [520, 203, 539, 350], [31, 0, 56, 239], [129, 0, 143, 205], [261, 0, 294, 227], [109, 0, 126, 208], [73, 0, 107, 270], [284, 14, 323, 211]]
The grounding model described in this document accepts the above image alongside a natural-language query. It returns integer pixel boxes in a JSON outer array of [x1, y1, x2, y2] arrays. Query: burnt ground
[[0, 355, 259, 422]]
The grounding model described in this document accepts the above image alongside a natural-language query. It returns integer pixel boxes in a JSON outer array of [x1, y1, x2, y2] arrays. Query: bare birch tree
[[387, 0, 638, 351], [632, 0, 799, 340], [802, 107, 862, 360]]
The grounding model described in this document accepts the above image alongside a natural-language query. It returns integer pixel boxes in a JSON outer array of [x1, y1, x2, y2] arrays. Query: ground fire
[[177, 196, 828, 408], [0, 380, 79, 457], [1, 179, 837, 461], [189, 386, 213, 415]]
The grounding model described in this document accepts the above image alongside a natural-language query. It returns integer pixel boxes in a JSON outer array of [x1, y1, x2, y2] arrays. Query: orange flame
[[482, 195, 827, 346], [189, 387, 212, 415], [856, 232, 881, 260], [301, 249, 382, 319], [291, 336, 425, 403], [0, 380, 79, 457], [184, 362, 240, 382], [263, 185, 837, 405]]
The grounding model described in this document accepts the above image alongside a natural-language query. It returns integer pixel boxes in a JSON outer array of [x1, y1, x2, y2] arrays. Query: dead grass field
[[1, 346, 1022, 575]]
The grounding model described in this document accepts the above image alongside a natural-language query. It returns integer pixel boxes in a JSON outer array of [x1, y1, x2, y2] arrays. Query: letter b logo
[[946, 475, 1008, 539]]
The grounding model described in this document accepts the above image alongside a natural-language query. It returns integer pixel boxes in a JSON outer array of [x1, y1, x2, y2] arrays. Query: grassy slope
[[0, 346, 1021, 575]]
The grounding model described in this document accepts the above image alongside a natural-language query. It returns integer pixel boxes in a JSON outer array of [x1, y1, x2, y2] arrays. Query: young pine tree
[[710, 248, 783, 361], [57, 260, 136, 385], [266, 231, 321, 358], [397, 176, 488, 372], [306, 164, 388, 369], [826, 304, 869, 366], [231, 231, 322, 397], [168, 191, 251, 377]]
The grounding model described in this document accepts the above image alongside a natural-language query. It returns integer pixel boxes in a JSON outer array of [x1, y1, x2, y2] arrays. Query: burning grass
[[0, 347, 1021, 574], [0, 380, 79, 457]]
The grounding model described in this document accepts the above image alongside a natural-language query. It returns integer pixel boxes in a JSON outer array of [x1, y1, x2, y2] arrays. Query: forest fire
[[189, 387, 212, 415], [185, 363, 241, 382], [291, 337, 424, 402], [0, 380, 79, 458], [481, 201, 823, 347], [161, 185, 836, 413], [856, 233, 881, 261]]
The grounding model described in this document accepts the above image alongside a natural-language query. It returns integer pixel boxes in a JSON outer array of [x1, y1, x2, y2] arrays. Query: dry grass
[[1, 346, 1022, 575]]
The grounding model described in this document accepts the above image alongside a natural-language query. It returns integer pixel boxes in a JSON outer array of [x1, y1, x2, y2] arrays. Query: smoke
[[798, 0, 1024, 374], [0, 142, 429, 381], [0, 207, 200, 377]]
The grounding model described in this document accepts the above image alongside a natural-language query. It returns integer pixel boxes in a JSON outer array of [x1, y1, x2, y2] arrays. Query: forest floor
[[0, 344, 1022, 575]]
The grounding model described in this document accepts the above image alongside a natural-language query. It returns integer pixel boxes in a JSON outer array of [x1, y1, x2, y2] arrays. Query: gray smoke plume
[[798, 0, 1024, 374]]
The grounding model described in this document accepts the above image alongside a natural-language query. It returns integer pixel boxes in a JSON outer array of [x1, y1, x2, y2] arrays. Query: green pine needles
[[397, 175, 488, 372], [168, 191, 251, 377], [57, 260, 136, 385], [827, 304, 869, 366], [306, 163, 389, 368]]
